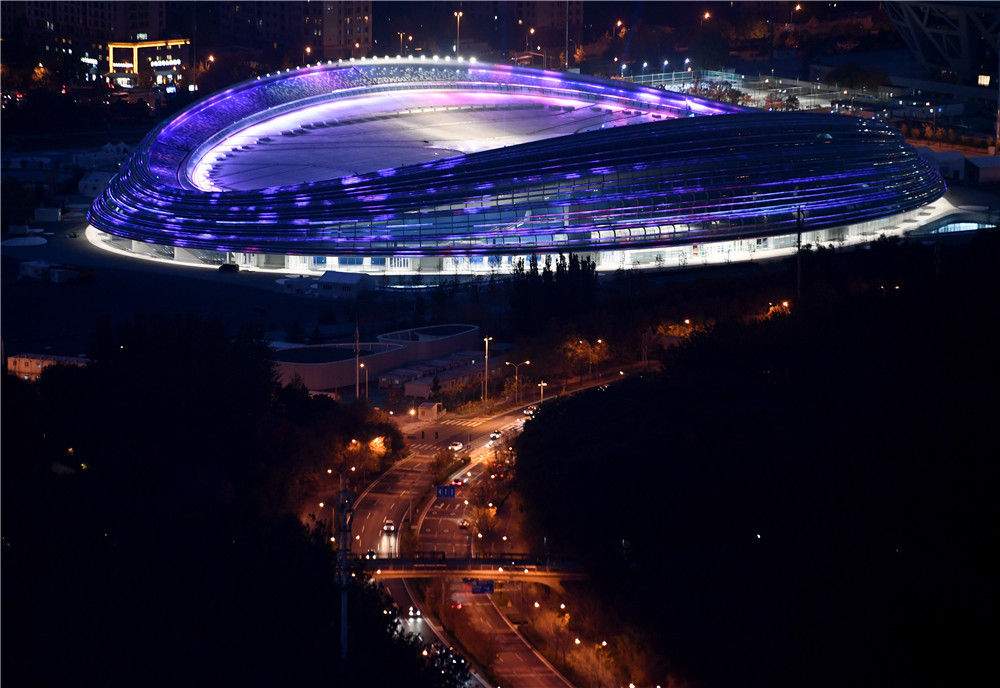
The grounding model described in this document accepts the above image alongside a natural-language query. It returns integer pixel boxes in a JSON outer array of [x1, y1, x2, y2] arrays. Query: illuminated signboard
[[150, 58, 182, 68]]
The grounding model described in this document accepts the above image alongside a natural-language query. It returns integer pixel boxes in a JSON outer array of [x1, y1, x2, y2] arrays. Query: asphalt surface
[[349, 405, 574, 688]]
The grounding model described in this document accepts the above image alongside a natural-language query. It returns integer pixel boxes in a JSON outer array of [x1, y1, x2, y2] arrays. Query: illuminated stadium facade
[[87, 58, 956, 277]]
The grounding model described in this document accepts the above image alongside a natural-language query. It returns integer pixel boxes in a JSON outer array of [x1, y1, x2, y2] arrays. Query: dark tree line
[[514, 231, 1000, 688], [2, 315, 459, 687], [507, 253, 598, 337]]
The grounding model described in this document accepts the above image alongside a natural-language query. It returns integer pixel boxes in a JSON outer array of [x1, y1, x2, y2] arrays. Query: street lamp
[[505, 360, 530, 404], [359, 362, 368, 399], [663, 59, 669, 69], [319, 500, 335, 534], [483, 336, 493, 403], [304, 45, 312, 63], [397, 32, 412, 54], [454, 11, 463, 54], [538, 380, 548, 404], [525, 26, 535, 50]]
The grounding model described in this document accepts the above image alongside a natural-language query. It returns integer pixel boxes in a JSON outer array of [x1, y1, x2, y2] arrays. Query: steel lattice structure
[[883, 2, 1000, 82]]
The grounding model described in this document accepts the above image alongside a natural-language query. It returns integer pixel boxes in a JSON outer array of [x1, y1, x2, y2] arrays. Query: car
[[523, 405, 537, 417], [458, 518, 470, 529], [489, 430, 502, 440], [408, 605, 422, 618], [448, 441, 464, 452], [383, 519, 396, 533], [450, 479, 464, 487], [218, 262, 239, 272], [364, 549, 377, 560]]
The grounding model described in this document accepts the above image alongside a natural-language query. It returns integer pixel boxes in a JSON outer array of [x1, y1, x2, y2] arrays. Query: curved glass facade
[[88, 59, 946, 271]]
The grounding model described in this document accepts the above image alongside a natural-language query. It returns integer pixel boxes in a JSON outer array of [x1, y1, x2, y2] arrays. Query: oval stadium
[[87, 57, 959, 277]]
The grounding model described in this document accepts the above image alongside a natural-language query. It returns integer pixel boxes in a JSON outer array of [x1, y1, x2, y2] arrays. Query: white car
[[383, 519, 396, 533], [448, 441, 464, 452], [489, 430, 502, 441]]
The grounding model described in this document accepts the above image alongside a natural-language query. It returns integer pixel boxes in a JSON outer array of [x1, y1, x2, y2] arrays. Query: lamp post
[[538, 380, 548, 404], [789, 3, 802, 25], [303, 45, 312, 64], [505, 360, 530, 404], [397, 32, 412, 54], [319, 500, 335, 533], [564, 0, 569, 70], [454, 11, 463, 54], [483, 336, 493, 403], [525, 26, 535, 51], [359, 362, 368, 399]]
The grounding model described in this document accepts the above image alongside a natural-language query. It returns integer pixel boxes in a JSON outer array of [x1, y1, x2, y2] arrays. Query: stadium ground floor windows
[[86, 196, 970, 282]]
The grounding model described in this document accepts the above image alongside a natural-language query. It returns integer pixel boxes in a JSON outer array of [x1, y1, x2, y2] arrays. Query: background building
[[218, 1, 372, 62], [7, 353, 90, 382], [87, 59, 963, 279], [3, 1, 168, 84]]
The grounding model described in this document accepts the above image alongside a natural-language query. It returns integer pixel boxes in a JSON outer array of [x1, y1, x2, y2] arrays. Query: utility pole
[[336, 484, 353, 682], [796, 205, 804, 303], [994, 52, 999, 156], [483, 336, 493, 403], [565, 1, 570, 70]]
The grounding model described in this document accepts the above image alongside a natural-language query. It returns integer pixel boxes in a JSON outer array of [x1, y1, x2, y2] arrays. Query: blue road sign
[[436, 485, 457, 499], [471, 580, 495, 594]]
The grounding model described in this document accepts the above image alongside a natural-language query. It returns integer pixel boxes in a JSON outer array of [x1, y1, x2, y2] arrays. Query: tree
[[286, 319, 306, 343], [692, 26, 730, 70], [824, 63, 887, 90], [32, 63, 53, 88], [2, 315, 461, 687]]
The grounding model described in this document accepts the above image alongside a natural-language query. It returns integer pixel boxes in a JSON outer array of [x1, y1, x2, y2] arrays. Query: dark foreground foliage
[[2, 315, 461, 687], [516, 232, 1000, 687]]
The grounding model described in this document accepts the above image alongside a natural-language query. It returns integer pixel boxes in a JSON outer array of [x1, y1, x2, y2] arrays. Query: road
[[349, 404, 577, 688]]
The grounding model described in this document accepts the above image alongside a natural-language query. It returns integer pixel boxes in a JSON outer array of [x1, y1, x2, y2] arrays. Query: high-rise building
[[321, 2, 373, 60], [3, 2, 168, 83], [218, 1, 371, 63]]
